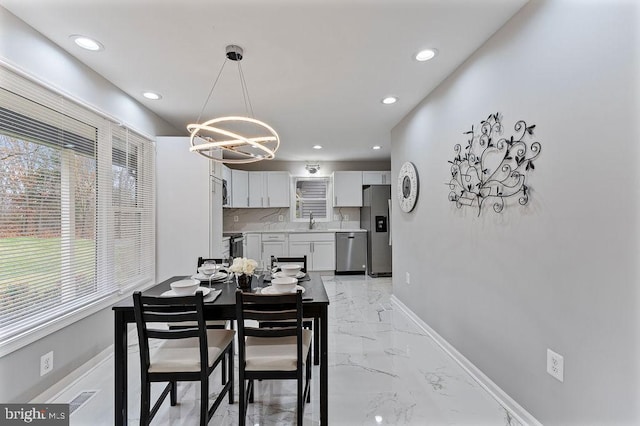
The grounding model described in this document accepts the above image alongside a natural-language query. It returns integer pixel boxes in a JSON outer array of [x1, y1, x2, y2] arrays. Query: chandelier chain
[[237, 61, 255, 118], [196, 58, 228, 124]]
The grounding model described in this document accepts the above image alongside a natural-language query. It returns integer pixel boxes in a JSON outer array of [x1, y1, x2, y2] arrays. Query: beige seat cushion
[[244, 329, 312, 371], [148, 329, 234, 373]]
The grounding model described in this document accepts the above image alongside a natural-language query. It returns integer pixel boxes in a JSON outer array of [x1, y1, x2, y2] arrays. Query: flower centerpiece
[[229, 257, 258, 290]]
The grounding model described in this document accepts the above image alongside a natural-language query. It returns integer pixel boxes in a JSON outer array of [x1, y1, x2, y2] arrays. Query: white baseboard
[[390, 295, 542, 426]]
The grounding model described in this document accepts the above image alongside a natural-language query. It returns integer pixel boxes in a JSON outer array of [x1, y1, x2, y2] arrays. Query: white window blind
[[111, 127, 155, 290], [294, 177, 329, 219], [0, 66, 155, 346]]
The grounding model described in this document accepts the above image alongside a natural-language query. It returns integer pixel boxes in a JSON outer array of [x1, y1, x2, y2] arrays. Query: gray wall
[[391, 0, 639, 424], [0, 7, 175, 402], [233, 160, 391, 175]]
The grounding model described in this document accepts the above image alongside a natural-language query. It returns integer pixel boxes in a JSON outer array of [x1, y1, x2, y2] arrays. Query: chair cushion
[[148, 329, 234, 373], [244, 329, 312, 371]]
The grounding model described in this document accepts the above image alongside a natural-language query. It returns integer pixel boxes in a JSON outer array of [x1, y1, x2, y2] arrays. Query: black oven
[[224, 233, 244, 258]]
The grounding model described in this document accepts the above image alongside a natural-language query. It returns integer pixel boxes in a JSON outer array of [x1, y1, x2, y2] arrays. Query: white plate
[[272, 271, 305, 279], [192, 271, 228, 281], [261, 285, 306, 295], [161, 287, 211, 297]]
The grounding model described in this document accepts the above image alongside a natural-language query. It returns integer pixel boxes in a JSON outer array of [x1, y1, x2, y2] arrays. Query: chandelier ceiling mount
[[187, 44, 280, 164]]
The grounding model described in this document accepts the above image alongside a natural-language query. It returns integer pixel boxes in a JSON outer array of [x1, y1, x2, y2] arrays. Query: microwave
[[222, 179, 229, 206]]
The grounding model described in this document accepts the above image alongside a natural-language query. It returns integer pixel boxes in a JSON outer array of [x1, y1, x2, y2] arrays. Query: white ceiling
[[0, 0, 527, 162]]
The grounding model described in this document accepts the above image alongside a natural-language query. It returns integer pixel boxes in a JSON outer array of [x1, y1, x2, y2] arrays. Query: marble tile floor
[[51, 275, 521, 425]]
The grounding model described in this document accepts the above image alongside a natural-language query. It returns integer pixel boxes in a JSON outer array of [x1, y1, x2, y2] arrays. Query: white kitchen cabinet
[[248, 171, 290, 207], [363, 171, 392, 185], [231, 169, 249, 207], [288, 233, 335, 271], [266, 171, 290, 207], [288, 241, 313, 265], [261, 234, 288, 266], [245, 233, 288, 265], [310, 240, 335, 271], [333, 171, 362, 207], [244, 233, 262, 261], [248, 172, 265, 207]]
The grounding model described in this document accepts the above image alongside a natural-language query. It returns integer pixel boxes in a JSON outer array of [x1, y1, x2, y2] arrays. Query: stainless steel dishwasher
[[335, 232, 367, 274]]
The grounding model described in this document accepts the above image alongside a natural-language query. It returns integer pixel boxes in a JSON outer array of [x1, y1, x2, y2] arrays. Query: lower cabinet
[[245, 232, 337, 271], [244, 233, 288, 266], [244, 233, 262, 262], [288, 233, 335, 271], [262, 240, 288, 266]]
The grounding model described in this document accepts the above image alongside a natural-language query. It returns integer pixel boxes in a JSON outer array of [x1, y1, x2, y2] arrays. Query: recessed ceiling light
[[313, 145, 323, 150], [381, 96, 398, 105], [142, 91, 162, 100], [372, 145, 381, 150], [415, 48, 438, 62], [70, 35, 104, 51]]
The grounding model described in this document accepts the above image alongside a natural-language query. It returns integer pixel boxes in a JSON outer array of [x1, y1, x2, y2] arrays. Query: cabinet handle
[[261, 197, 264, 207], [261, 242, 264, 254], [247, 197, 249, 206], [334, 196, 337, 205], [267, 196, 270, 206]]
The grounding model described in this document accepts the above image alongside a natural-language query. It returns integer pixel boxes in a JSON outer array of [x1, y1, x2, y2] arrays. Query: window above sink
[[292, 177, 330, 222]]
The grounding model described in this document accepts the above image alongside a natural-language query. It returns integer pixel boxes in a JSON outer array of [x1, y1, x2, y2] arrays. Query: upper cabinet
[[333, 171, 363, 207], [231, 169, 248, 207], [248, 171, 290, 208], [362, 171, 392, 185]]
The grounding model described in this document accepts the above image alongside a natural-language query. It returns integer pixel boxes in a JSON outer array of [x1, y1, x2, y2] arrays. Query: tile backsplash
[[223, 207, 361, 232]]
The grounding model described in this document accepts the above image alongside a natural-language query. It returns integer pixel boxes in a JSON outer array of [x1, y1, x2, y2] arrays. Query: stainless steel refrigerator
[[361, 185, 392, 277]]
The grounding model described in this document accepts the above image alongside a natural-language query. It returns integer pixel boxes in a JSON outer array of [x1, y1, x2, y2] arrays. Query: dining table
[[112, 272, 330, 425]]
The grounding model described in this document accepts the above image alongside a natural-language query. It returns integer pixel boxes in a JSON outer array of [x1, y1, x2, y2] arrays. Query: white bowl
[[198, 264, 219, 275], [271, 276, 298, 293], [170, 279, 199, 296], [279, 264, 302, 277]]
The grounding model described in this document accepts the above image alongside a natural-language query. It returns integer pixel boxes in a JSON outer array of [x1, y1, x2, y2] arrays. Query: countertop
[[227, 229, 366, 234]]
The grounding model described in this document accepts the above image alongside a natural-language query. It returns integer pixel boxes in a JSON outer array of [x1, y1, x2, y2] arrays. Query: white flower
[[229, 257, 258, 276]]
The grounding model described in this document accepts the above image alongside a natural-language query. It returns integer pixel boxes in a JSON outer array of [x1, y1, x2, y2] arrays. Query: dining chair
[[235, 289, 312, 426], [270, 255, 307, 273], [133, 291, 234, 426], [176, 257, 229, 330], [267, 255, 318, 365]]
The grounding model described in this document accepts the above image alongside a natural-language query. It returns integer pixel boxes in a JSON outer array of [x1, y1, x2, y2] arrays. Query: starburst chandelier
[[187, 45, 280, 163]]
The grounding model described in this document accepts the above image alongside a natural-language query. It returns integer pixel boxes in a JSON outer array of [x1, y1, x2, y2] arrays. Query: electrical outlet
[[405, 272, 410, 285], [344, 214, 349, 221], [40, 351, 53, 376], [278, 215, 284, 222], [334, 215, 340, 221], [233, 215, 239, 222], [547, 348, 564, 382]]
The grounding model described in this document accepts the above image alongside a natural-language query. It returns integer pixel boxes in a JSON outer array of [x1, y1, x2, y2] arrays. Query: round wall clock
[[397, 162, 419, 213]]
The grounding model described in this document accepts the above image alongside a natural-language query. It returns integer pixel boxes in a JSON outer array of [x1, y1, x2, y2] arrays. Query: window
[[293, 177, 330, 221], [0, 66, 155, 351]]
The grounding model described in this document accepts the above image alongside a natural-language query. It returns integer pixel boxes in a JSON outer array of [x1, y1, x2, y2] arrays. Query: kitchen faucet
[[309, 212, 315, 229]]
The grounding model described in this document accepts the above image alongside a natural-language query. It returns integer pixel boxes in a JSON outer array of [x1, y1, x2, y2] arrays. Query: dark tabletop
[[113, 272, 329, 310]]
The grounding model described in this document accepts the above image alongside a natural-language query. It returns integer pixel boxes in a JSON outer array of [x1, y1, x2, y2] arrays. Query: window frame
[[0, 66, 156, 357], [290, 176, 332, 223]]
